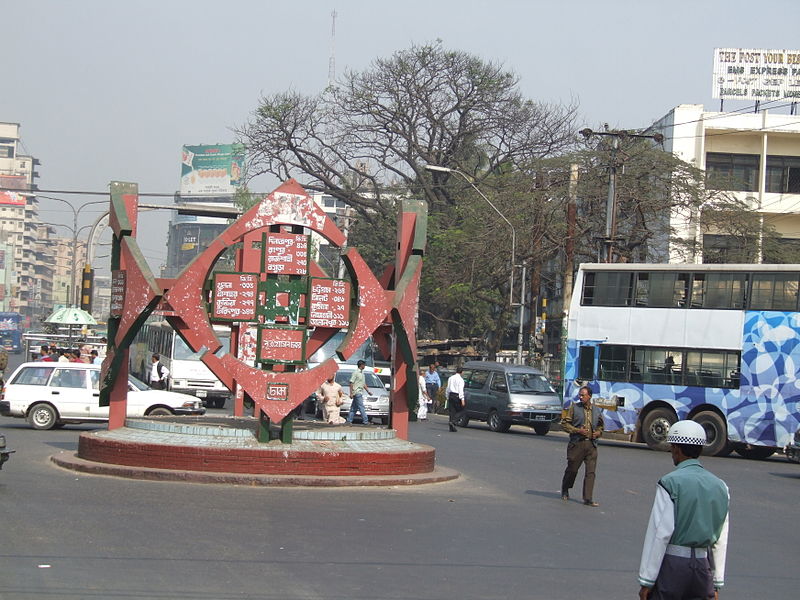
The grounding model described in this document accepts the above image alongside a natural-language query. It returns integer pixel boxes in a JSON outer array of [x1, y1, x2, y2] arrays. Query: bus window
[[598, 345, 628, 381], [749, 273, 800, 311], [577, 346, 595, 380], [582, 272, 633, 306]]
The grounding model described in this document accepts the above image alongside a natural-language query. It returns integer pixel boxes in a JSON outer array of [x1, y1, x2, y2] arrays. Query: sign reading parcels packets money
[[211, 272, 258, 321]]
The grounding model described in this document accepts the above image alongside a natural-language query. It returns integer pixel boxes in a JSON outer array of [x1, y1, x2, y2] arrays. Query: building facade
[[653, 104, 800, 262], [0, 122, 44, 323]]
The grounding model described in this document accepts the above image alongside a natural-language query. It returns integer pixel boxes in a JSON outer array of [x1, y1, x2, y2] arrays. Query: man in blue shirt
[[424, 364, 441, 414]]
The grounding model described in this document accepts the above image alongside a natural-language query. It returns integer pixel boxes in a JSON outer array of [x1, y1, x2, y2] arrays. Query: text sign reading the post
[[211, 272, 258, 321], [258, 327, 306, 364], [308, 278, 351, 328], [265, 233, 308, 275], [110, 270, 126, 317]]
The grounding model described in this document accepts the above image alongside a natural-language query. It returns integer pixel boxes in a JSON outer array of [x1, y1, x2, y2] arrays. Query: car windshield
[[506, 372, 555, 394], [128, 375, 150, 391]]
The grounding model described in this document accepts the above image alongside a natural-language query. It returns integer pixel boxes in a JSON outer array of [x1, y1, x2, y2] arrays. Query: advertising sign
[[211, 272, 259, 322], [257, 326, 306, 365], [713, 48, 800, 101], [180, 144, 244, 196], [265, 232, 309, 275], [110, 270, 126, 317], [308, 277, 351, 328]]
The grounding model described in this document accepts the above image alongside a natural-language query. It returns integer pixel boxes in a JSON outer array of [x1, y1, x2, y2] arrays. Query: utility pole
[[579, 128, 664, 262]]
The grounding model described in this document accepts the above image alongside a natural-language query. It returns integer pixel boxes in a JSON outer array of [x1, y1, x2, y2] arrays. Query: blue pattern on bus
[[564, 311, 800, 447]]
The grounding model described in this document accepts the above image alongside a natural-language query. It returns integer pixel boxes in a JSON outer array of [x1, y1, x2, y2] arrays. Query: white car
[[0, 362, 205, 430]]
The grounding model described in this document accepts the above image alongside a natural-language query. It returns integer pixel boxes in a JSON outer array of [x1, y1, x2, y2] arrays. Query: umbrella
[[45, 307, 97, 326]]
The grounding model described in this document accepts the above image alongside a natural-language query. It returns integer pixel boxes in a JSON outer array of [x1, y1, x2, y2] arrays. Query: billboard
[[0, 175, 28, 205], [180, 144, 244, 196], [713, 48, 800, 101]]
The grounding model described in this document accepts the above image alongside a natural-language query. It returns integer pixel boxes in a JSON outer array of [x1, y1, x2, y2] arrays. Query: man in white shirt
[[150, 354, 169, 390], [445, 366, 465, 432]]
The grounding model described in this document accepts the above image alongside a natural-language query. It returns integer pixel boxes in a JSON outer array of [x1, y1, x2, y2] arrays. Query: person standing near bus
[[560, 385, 603, 506], [638, 420, 729, 600], [150, 354, 169, 390]]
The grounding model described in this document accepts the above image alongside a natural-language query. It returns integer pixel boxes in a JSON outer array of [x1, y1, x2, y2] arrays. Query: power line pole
[[579, 128, 664, 262]]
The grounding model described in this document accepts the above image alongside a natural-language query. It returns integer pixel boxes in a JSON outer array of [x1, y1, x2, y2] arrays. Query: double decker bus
[[129, 318, 232, 408], [564, 263, 800, 459], [0, 312, 23, 353]]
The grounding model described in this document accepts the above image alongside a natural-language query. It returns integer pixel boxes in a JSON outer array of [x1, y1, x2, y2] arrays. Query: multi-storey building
[[652, 104, 800, 262], [0, 122, 43, 323]]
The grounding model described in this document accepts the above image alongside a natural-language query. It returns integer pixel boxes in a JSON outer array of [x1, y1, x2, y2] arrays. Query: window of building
[[706, 152, 759, 192], [581, 271, 633, 306], [766, 155, 800, 193], [323, 196, 335, 207]]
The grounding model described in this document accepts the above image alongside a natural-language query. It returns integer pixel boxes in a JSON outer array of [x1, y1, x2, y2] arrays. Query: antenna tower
[[328, 10, 337, 88]]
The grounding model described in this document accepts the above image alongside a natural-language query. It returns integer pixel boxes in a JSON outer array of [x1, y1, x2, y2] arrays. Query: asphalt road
[[1, 353, 799, 599]]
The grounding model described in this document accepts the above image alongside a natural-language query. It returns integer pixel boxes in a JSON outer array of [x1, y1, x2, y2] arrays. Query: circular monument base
[[52, 416, 458, 487]]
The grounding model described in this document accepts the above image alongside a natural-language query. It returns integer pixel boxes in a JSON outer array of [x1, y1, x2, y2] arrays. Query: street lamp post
[[424, 164, 524, 363], [42, 198, 108, 307]]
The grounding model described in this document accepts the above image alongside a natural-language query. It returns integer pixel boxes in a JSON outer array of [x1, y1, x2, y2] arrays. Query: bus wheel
[[641, 407, 676, 452], [694, 411, 729, 456], [735, 445, 776, 460]]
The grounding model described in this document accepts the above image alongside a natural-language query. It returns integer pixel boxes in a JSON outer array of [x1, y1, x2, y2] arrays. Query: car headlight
[[181, 400, 201, 410]]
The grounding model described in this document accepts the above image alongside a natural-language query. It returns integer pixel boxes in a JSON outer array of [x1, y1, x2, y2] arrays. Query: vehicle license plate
[[534, 414, 547, 421], [196, 390, 207, 398]]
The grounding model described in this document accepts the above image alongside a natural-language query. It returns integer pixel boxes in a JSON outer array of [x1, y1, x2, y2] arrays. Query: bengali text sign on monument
[[110, 270, 126, 317], [257, 326, 306, 364], [211, 272, 258, 321], [308, 277, 351, 328], [265, 233, 308, 275]]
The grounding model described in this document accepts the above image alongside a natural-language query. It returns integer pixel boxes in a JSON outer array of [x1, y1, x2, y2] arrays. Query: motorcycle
[[0, 433, 14, 469]]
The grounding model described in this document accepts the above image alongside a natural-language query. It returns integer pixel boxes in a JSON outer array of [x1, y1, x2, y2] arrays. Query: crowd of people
[[36, 344, 103, 364]]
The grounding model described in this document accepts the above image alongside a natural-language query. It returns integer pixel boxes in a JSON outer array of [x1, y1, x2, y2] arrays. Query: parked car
[[0, 362, 205, 430], [0, 432, 13, 469], [460, 361, 562, 434], [786, 428, 800, 463], [315, 365, 390, 424]]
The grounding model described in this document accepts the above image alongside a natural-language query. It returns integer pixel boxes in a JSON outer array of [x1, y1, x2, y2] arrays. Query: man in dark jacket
[[560, 385, 604, 506]]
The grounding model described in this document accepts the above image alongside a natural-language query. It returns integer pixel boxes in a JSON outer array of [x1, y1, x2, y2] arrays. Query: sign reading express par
[[308, 278, 351, 328], [211, 272, 258, 322]]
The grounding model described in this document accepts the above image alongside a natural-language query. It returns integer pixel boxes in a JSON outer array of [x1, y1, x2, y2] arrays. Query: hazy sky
[[3, 0, 799, 271]]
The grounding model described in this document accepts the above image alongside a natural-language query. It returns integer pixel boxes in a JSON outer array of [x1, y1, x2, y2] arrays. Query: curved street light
[[424, 164, 524, 363], [40, 197, 108, 306]]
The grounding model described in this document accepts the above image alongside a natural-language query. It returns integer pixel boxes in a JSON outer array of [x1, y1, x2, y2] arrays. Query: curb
[[51, 452, 461, 487]]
